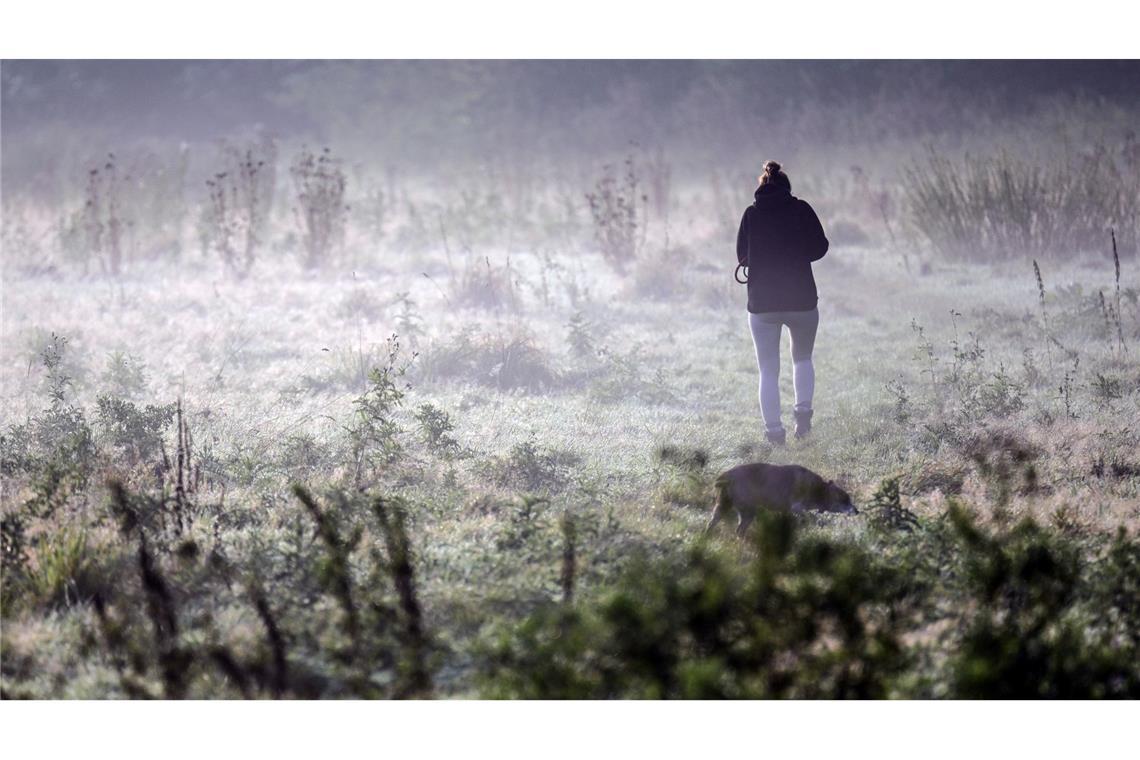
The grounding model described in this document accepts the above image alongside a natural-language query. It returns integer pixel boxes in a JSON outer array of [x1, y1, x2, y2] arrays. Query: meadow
[[1, 126, 1138, 698]]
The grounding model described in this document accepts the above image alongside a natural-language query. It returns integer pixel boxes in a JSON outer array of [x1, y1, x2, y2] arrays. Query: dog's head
[[821, 480, 858, 515]]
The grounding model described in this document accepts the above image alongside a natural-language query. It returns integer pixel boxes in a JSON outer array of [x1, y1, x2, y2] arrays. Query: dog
[[705, 463, 857, 536]]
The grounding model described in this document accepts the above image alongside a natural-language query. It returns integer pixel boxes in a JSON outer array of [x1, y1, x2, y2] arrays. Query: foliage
[[480, 511, 908, 698], [413, 403, 460, 459], [948, 507, 1139, 698], [95, 395, 176, 466], [565, 311, 596, 361], [865, 477, 920, 532], [481, 433, 580, 494], [347, 335, 414, 480]]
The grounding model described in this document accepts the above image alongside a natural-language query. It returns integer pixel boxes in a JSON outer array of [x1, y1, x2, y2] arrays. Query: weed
[[585, 155, 648, 274], [291, 147, 349, 269], [100, 351, 149, 399], [590, 345, 674, 405], [885, 378, 912, 424], [566, 311, 596, 362], [482, 433, 579, 494], [449, 253, 520, 312], [866, 477, 920, 532], [393, 292, 425, 347], [1090, 372, 1125, 401], [81, 154, 126, 276], [23, 529, 101, 611], [496, 495, 551, 550], [348, 335, 414, 481], [205, 139, 276, 278], [413, 403, 460, 459]]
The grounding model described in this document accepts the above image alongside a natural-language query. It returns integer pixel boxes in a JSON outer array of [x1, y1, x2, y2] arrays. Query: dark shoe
[[794, 409, 813, 439], [765, 428, 786, 446]]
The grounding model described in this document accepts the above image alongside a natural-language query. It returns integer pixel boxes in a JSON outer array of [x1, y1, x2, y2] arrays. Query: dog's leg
[[704, 503, 724, 534], [706, 482, 731, 535]]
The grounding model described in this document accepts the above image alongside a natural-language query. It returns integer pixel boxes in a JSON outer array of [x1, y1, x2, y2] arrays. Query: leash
[[734, 263, 748, 284]]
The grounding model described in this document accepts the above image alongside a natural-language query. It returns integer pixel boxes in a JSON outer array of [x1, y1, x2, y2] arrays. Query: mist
[[2, 59, 1138, 700]]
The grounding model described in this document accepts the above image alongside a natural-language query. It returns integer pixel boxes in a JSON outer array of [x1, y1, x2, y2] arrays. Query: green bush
[[480, 434, 580, 494], [95, 395, 176, 466], [479, 511, 907, 698], [948, 507, 1140, 698]]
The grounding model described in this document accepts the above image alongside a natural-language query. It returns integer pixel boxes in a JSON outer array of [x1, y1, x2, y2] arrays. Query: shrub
[[5, 334, 96, 482], [565, 311, 596, 361], [78, 481, 434, 699], [495, 495, 552, 550], [22, 529, 104, 611], [393, 292, 425, 347], [481, 433, 580, 494], [95, 395, 176, 466], [479, 511, 907, 698], [947, 507, 1139, 698]]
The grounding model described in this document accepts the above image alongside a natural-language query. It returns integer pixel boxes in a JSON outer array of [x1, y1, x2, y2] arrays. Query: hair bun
[[763, 160, 782, 175]]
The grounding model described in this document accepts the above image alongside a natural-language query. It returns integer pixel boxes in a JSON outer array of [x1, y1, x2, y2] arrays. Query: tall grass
[[902, 143, 1138, 260]]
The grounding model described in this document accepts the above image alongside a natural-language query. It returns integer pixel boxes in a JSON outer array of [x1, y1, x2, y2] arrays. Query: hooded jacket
[[736, 185, 829, 313]]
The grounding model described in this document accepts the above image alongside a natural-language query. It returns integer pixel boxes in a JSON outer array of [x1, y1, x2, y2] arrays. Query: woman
[[736, 160, 829, 446]]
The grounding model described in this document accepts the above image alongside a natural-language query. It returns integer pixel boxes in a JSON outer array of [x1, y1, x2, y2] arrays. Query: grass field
[[2, 146, 1139, 697]]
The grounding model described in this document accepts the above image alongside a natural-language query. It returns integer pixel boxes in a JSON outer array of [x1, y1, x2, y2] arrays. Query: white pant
[[748, 309, 819, 433]]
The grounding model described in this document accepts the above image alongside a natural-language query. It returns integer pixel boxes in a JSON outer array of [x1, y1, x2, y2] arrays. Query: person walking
[[736, 160, 829, 445]]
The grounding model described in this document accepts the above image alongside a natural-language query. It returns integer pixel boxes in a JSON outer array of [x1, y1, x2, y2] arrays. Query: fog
[[1, 60, 1138, 700]]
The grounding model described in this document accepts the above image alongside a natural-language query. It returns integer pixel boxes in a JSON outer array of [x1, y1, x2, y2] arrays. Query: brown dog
[[706, 463, 857, 536]]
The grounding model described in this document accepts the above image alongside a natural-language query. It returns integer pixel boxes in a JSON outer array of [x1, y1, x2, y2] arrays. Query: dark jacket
[[736, 185, 829, 313]]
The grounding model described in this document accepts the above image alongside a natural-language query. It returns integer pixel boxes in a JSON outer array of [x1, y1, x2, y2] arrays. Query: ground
[[2, 209, 1138, 697]]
